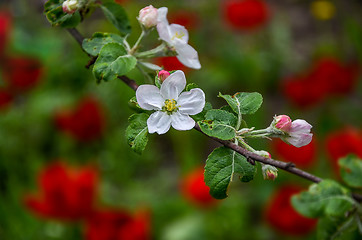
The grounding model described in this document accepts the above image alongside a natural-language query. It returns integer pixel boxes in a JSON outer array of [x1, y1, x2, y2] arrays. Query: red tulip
[[265, 185, 317, 236], [271, 138, 317, 169], [2, 56, 43, 91], [181, 167, 219, 208], [0, 88, 13, 110], [0, 10, 11, 58], [326, 128, 362, 175], [55, 97, 106, 142], [25, 162, 98, 221], [85, 209, 150, 240], [223, 0, 270, 31], [154, 56, 188, 72]]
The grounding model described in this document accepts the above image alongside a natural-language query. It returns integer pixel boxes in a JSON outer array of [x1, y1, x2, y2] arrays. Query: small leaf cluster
[[292, 155, 362, 240]]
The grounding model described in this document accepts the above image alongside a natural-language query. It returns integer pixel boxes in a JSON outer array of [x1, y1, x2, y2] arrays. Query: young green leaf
[[291, 179, 354, 218], [204, 147, 256, 199], [82, 32, 124, 56], [198, 109, 237, 140], [339, 155, 362, 189], [125, 113, 149, 154], [45, 2, 81, 28], [93, 43, 137, 82], [317, 215, 357, 240], [100, 2, 131, 35], [186, 83, 198, 91], [218, 92, 263, 115], [192, 102, 212, 122]]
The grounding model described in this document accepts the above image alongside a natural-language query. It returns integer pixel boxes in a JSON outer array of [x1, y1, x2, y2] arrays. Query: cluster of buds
[[255, 151, 278, 180], [138, 5, 158, 29], [270, 115, 313, 148], [62, 0, 80, 14]]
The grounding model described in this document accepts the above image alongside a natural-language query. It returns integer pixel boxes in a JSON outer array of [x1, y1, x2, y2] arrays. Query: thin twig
[[66, 28, 362, 203]]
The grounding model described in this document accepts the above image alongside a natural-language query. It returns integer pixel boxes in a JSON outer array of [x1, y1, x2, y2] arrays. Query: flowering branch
[[65, 27, 362, 202]]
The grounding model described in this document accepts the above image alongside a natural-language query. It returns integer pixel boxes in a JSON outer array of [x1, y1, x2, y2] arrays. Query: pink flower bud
[[274, 115, 292, 132], [262, 164, 278, 181], [62, 0, 79, 14], [158, 70, 170, 82], [283, 119, 313, 148], [138, 5, 158, 29]]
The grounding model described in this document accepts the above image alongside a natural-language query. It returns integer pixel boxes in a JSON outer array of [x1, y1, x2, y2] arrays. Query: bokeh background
[[0, 0, 361, 239]]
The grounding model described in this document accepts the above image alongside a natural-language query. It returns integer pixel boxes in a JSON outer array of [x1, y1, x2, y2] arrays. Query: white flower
[[136, 70, 205, 134], [62, 0, 79, 14], [138, 5, 158, 29], [156, 7, 201, 69], [282, 119, 313, 147]]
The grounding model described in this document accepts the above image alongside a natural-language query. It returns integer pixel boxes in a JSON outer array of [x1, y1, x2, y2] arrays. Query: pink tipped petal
[[287, 133, 313, 148], [160, 70, 186, 100], [170, 112, 195, 131], [175, 43, 201, 69], [136, 85, 164, 110], [289, 119, 312, 133], [169, 24, 189, 44], [178, 88, 205, 115], [147, 111, 172, 134]]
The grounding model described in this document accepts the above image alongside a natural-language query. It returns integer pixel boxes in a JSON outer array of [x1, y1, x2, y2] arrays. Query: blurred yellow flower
[[311, 0, 336, 20]]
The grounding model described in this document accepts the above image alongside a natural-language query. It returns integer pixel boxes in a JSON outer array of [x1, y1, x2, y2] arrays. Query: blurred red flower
[[271, 138, 317, 169], [223, 0, 269, 31], [2, 56, 44, 91], [282, 57, 360, 108], [181, 167, 219, 208], [55, 96, 106, 142], [0, 88, 13, 110], [25, 162, 98, 221], [0, 10, 11, 58], [265, 185, 317, 236], [85, 209, 150, 240], [169, 10, 199, 30], [154, 56, 188, 72], [326, 128, 362, 174]]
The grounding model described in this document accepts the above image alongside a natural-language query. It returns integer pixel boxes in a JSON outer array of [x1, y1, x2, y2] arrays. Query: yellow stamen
[[171, 31, 185, 41], [163, 99, 178, 114]]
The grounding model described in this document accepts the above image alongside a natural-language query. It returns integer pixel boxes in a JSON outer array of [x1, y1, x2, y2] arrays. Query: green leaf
[[100, 2, 131, 35], [93, 43, 137, 82], [317, 216, 357, 240], [339, 155, 362, 189], [204, 147, 256, 199], [292, 179, 354, 218], [125, 113, 149, 154], [186, 83, 199, 91], [218, 92, 263, 115], [82, 32, 124, 56], [44, 0, 81, 28], [198, 109, 237, 140], [192, 102, 212, 122]]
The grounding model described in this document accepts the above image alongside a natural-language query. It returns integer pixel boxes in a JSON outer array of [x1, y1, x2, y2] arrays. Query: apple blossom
[[62, 0, 79, 14], [281, 119, 313, 148], [273, 115, 292, 132], [156, 7, 201, 69], [138, 5, 158, 29], [158, 70, 170, 82], [136, 70, 205, 134]]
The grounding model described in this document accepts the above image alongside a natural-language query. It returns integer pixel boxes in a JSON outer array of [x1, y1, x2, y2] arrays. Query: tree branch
[[65, 28, 362, 203]]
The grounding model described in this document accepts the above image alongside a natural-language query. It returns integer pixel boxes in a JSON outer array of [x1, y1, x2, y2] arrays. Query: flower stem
[[130, 30, 146, 55]]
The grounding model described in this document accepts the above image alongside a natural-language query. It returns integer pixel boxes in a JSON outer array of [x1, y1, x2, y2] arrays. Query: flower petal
[[174, 43, 201, 69], [157, 7, 168, 23], [160, 70, 186, 100], [136, 85, 164, 110], [286, 133, 313, 148], [289, 119, 312, 134], [170, 112, 195, 131], [156, 7, 171, 43], [178, 88, 205, 115], [147, 111, 171, 134], [169, 24, 189, 44]]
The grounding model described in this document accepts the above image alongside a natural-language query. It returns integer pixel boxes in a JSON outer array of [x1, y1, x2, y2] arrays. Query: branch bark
[[65, 28, 362, 202]]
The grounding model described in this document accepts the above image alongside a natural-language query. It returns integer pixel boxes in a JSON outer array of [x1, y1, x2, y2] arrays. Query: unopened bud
[[158, 70, 170, 82], [255, 150, 271, 159], [273, 115, 292, 132], [262, 164, 278, 181], [138, 5, 158, 29], [62, 0, 79, 14]]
